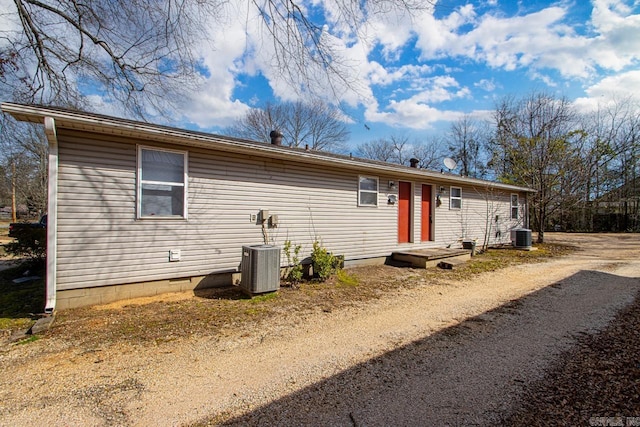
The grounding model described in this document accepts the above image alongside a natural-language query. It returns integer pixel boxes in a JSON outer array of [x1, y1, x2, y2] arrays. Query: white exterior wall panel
[[432, 183, 525, 245], [0, 103, 534, 309], [56, 130, 400, 290], [55, 129, 528, 291]]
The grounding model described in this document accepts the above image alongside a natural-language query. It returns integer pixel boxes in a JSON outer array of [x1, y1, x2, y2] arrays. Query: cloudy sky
[[175, 0, 640, 150], [4, 0, 640, 151]]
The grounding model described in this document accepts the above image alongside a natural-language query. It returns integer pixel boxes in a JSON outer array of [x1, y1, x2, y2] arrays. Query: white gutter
[[43, 117, 58, 313]]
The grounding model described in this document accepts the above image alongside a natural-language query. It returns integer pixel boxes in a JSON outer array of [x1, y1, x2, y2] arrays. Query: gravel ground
[[0, 233, 639, 426]]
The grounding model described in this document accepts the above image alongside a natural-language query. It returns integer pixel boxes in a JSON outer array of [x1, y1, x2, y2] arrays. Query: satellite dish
[[443, 157, 457, 171]]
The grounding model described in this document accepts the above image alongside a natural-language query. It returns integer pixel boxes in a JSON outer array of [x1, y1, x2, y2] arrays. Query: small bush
[[4, 227, 46, 267], [311, 240, 341, 282], [283, 240, 304, 284]]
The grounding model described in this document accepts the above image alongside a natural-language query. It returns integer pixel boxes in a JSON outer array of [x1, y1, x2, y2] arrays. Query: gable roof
[[2, 102, 534, 193]]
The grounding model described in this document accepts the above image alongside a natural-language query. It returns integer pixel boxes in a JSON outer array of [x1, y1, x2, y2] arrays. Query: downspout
[[44, 117, 58, 314], [525, 192, 530, 229]]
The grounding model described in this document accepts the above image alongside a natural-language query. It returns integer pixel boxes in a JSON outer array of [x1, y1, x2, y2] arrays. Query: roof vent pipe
[[410, 158, 419, 168], [270, 130, 283, 145]]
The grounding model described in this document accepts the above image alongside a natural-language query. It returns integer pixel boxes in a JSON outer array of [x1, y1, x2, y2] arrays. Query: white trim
[[44, 117, 58, 313], [136, 145, 188, 219], [511, 193, 519, 220], [358, 175, 379, 207], [450, 186, 462, 210]]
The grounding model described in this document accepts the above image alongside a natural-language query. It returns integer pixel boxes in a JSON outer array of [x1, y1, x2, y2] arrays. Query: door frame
[[398, 181, 413, 244], [421, 184, 433, 241]]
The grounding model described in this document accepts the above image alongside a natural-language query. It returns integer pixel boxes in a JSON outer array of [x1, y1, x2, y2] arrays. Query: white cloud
[[83, 95, 128, 119], [364, 75, 469, 129], [412, 1, 640, 81], [368, 63, 434, 86], [573, 69, 640, 111], [365, 98, 462, 129], [177, 1, 255, 129], [0, 0, 20, 39], [367, 8, 418, 61], [474, 79, 498, 92], [588, 0, 640, 71], [175, 0, 640, 138]]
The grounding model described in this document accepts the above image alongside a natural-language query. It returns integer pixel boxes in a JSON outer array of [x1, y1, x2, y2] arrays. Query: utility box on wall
[[240, 245, 281, 294]]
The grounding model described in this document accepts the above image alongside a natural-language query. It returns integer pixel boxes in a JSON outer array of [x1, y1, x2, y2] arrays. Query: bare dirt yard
[[0, 233, 639, 426]]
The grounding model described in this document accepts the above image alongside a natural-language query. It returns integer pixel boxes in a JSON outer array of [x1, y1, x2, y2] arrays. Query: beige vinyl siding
[[55, 128, 528, 291], [56, 130, 401, 290], [432, 183, 525, 245]]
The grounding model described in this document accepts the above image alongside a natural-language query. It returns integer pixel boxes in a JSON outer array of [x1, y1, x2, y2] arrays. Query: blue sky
[[45, 0, 640, 150]]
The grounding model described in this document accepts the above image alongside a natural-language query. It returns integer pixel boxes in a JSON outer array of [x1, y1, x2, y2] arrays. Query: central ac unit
[[511, 228, 532, 249], [240, 245, 281, 294]]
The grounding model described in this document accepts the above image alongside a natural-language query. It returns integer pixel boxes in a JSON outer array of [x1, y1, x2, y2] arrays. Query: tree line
[[1, 1, 637, 240], [349, 93, 640, 240], [3, 92, 639, 242], [189, 92, 640, 242]]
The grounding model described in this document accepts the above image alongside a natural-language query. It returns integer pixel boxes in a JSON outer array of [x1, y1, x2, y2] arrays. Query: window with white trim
[[450, 186, 462, 209], [511, 194, 519, 220], [138, 146, 188, 218], [358, 176, 378, 206]]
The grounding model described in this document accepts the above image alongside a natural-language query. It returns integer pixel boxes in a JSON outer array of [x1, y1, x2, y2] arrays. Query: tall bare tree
[[356, 138, 398, 162], [357, 135, 444, 168], [226, 100, 349, 152], [2, 0, 430, 116], [408, 138, 444, 170], [0, 119, 48, 217], [2, 0, 219, 117], [574, 97, 640, 231], [447, 115, 486, 178], [489, 92, 578, 243]]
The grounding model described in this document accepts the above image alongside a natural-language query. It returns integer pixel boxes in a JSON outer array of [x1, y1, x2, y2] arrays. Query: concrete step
[[392, 248, 471, 269]]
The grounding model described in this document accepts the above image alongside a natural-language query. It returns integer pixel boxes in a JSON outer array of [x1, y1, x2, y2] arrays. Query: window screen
[[138, 147, 187, 218], [450, 187, 462, 209], [511, 194, 519, 219], [359, 176, 378, 206]]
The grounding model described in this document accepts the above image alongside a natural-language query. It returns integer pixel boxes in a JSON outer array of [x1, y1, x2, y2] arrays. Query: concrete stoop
[[392, 248, 472, 269]]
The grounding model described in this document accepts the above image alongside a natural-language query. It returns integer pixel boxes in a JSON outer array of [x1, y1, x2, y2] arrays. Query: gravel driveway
[[0, 233, 639, 426]]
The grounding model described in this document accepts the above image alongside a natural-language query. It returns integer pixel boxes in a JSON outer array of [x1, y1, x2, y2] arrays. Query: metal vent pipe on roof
[[410, 158, 419, 168], [270, 130, 283, 145]]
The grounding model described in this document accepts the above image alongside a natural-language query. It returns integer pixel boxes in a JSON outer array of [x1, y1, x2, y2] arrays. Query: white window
[[138, 146, 188, 218], [358, 176, 378, 206], [450, 186, 462, 209], [511, 194, 519, 220]]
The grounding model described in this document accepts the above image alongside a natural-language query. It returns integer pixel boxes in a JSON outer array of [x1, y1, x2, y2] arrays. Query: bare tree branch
[[226, 100, 350, 152]]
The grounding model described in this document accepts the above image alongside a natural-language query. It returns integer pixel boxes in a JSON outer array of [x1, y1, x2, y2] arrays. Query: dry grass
[[45, 243, 573, 350]]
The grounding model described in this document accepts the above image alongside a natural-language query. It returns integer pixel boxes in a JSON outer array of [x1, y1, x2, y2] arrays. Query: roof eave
[[1, 102, 536, 193]]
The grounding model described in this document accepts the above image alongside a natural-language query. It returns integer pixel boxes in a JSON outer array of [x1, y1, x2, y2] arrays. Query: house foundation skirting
[[55, 256, 390, 310], [55, 272, 240, 310]]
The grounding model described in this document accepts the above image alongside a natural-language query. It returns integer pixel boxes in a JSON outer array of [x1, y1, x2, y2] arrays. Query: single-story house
[[1, 103, 534, 311]]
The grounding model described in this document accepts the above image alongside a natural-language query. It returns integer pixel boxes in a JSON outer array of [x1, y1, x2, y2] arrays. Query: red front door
[[421, 184, 432, 241], [398, 181, 411, 243]]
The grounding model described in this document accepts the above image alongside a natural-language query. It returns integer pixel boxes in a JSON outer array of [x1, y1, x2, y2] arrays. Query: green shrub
[[4, 227, 46, 267], [283, 240, 304, 284], [311, 240, 341, 282]]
